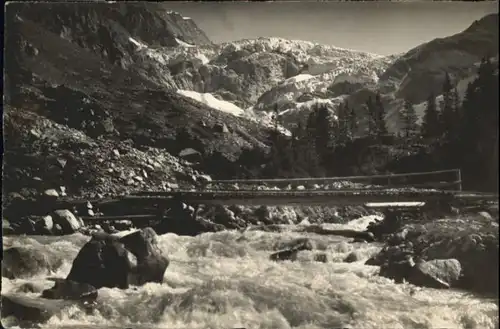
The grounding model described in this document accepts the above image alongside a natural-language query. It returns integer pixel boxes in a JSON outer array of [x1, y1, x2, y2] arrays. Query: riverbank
[[368, 209, 499, 299]]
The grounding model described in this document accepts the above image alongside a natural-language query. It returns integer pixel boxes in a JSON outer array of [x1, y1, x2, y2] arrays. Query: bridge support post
[[456, 169, 462, 191], [192, 204, 200, 221]]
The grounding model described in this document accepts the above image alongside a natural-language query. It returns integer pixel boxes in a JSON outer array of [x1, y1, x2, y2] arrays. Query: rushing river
[[2, 216, 498, 329]]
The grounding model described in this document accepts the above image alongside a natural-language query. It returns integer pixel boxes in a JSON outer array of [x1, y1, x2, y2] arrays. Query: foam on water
[[2, 218, 498, 329]]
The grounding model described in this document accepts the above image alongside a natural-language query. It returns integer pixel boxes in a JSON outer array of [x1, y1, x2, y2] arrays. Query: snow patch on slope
[[283, 74, 314, 85], [176, 90, 292, 137], [279, 98, 340, 120], [195, 53, 209, 65], [177, 90, 246, 117], [175, 38, 196, 48], [129, 37, 147, 50]]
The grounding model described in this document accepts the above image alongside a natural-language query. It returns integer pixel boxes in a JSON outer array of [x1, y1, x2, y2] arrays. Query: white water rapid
[[2, 216, 498, 329]]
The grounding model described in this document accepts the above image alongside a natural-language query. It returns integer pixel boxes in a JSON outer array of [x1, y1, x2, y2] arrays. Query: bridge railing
[[203, 169, 463, 191]]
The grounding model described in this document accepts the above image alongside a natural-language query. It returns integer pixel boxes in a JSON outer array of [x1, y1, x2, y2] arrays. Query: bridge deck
[[126, 189, 498, 206]]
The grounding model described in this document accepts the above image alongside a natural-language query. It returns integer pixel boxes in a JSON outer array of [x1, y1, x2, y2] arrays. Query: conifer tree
[[365, 98, 376, 137], [439, 73, 460, 142], [265, 104, 283, 177], [336, 101, 353, 146], [304, 109, 324, 176], [421, 92, 440, 139], [312, 104, 335, 160], [347, 101, 358, 136], [400, 99, 419, 138], [374, 93, 388, 137], [457, 56, 498, 191]]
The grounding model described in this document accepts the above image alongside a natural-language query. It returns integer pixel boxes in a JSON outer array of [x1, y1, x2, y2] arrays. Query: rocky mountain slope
[[5, 3, 274, 166], [380, 13, 499, 104]]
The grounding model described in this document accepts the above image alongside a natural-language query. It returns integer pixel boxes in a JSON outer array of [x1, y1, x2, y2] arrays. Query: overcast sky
[[163, 1, 498, 55]]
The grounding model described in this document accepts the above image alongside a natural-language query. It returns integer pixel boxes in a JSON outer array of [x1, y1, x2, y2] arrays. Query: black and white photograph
[[2, 0, 499, 328]]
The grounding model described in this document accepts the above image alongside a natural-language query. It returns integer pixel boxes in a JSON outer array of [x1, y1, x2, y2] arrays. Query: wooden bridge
[[11, 169, 495, 223], [124, 168, 479, 207], [125, 189, 497, 207]]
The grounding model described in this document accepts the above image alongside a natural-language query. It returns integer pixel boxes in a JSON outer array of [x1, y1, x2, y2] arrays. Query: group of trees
[[415, 57, 498, 191], [261, 57, 497, 191], [263, 90, 391, 177]]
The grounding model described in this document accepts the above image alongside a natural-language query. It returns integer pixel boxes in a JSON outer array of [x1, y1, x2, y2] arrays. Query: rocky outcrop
[[66, 228, 169, 289], [409, 258, 462, 289], [368, 215, 499, 296], [2, 108, 203, 200], [7, 3, 211, 68]]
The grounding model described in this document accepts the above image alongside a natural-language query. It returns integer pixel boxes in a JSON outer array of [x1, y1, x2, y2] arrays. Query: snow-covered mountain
[[126, 35, 395, 128], [119, 13, 497, 133]]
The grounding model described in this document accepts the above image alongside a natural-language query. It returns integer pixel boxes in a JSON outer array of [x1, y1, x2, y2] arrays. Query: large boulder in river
[[119, 227, 170, 285], [66, 228, 169, 289]]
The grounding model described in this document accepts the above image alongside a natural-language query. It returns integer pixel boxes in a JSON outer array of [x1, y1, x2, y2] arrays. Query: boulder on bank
[[52, 209, 82, 234], [153, 203, 225, 236], [3, 219, 15, 235], [66, 227, 169, 289], [33, 215, 54, 234], [409, 258, 462, 289], [379, 255, 416, 284]]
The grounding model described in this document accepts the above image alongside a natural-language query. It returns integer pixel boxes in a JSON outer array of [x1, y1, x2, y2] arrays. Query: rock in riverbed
[[66, 227, 169, 289], [1, 294, 74, 322], [42, 278, 98, 302], [344, 250, 364, 263], [270, 238, 313, 262]]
